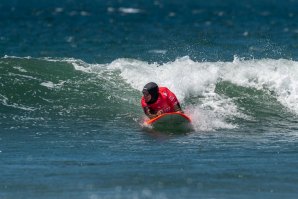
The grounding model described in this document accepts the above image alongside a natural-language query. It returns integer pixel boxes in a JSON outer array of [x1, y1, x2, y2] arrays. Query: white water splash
[[40, 81, 65, 89]]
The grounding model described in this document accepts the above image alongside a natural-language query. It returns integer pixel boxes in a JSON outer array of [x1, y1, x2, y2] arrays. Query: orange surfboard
[[144, 112, 193, 133]]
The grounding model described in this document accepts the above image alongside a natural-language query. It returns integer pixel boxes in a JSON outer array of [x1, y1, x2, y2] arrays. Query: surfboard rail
[[143, 112, 193, 133], [144, 112, 191, 125]]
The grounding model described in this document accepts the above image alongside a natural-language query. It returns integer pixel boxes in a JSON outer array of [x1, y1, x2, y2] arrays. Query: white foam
[[3, 55, 32, 59], [9, 72, 39, 81], [106, 57, 220, 102], [118, 7, 142, 14], [13, 66, 27, 73], [40, 81, 65, 89], [72, 62, 93, 73], [148, 50, 167, 54]]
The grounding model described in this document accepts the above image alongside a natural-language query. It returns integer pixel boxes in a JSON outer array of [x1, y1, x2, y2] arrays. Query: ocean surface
[[1, 0, 298, 198]]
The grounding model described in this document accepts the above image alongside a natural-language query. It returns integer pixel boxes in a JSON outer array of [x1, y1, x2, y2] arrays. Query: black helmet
[[142, 82, 159, 104]]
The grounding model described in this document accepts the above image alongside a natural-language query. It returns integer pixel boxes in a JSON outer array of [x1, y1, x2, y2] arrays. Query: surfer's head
[[142, 82, 159, 104]]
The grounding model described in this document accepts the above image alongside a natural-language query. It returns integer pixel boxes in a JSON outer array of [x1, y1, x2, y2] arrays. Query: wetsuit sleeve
[[141, 97, 147, 108], [164, 87, 182, 112], [141, 97, 157, 118], [141, 97, 152, 114], [165, 87, 179, 106]]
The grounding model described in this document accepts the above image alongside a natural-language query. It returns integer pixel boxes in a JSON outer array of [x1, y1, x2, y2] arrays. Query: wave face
[[1, 56, 298, 132]]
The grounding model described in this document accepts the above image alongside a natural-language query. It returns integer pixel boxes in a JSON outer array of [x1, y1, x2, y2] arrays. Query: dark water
[[1, 0, 297, 62], [1, 0, 298, 199]]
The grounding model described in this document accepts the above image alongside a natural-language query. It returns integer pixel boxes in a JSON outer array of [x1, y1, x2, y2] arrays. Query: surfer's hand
[[157, 110, 164, 116]]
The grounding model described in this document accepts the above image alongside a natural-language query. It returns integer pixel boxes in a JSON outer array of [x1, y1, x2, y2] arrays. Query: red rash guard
[[141, 87, 179, 114]]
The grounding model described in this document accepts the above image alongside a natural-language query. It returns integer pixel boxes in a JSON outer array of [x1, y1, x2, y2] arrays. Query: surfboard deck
[[144, 112, 193, 133]]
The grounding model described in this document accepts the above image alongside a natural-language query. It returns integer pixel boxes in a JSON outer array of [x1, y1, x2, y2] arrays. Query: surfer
[[141, 82, 183, 119]]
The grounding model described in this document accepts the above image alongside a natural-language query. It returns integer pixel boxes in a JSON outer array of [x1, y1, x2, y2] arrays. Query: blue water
[[1, 0, 298, 199]]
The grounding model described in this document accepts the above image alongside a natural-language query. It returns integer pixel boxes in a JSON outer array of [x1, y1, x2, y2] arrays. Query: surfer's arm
[[164, 87, 183, 113], [173, 102, 183, 113], [143, 106, 162, 119]]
